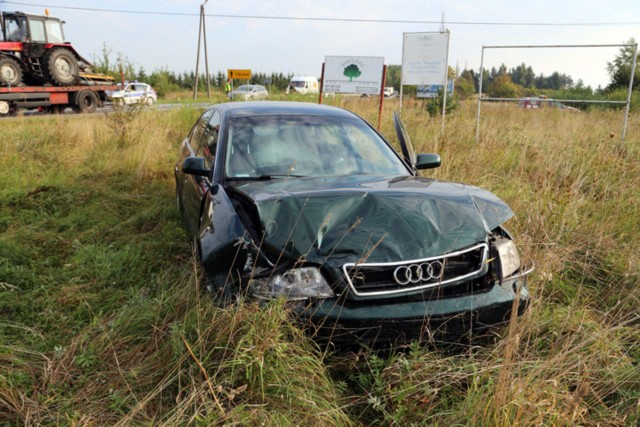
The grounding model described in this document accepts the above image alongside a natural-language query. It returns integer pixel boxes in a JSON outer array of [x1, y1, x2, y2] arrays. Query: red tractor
[[0, 11, 94, 87]]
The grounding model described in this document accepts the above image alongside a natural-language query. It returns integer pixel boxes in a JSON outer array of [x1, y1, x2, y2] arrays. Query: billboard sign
[[402, 32, 449, 86], [323, 56, 384, 94], [416, 79, 455, 99]]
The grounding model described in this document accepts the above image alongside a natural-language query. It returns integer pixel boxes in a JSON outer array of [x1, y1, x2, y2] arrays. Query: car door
[[180, 109, 215, 235], [131, 84, 146, 104], [193, 110, 222, 235], [122, 84, 135, 104], [24, 18, 48, 58]]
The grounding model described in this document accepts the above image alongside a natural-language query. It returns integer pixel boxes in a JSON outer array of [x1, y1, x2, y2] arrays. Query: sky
[[1, 0, 638, 89]]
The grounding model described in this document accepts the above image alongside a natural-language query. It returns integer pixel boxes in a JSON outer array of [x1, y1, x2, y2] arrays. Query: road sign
[[228, 69, 251, 80]]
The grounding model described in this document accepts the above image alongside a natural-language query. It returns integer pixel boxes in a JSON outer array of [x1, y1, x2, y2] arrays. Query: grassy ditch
[[0, 101, 638, 425]]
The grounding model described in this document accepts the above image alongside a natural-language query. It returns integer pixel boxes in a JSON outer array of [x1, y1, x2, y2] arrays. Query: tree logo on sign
[[343, 64, 362, 81]]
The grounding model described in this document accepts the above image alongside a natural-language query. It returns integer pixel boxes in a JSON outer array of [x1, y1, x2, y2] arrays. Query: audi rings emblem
[[393, 261, 444, 286]]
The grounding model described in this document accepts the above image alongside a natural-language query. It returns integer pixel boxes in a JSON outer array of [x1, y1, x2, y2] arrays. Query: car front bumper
[[296, 275, 530, 348]]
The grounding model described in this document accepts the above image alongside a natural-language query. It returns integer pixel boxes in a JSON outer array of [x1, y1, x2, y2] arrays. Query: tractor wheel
[[0, 56, 23, 86], [72, 90, 98, 114], [44, 48, 79, 86]]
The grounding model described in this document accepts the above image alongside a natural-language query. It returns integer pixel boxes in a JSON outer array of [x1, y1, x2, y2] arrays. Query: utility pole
[[193, 0, 211, 99]]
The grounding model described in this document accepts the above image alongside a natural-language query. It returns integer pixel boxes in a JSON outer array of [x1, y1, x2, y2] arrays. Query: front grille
[[342, 243, 488, 297]]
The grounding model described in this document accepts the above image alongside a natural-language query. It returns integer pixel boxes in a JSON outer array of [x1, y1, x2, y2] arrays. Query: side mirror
[[182, 157, 210, 177], [415, 153, 441, 170]]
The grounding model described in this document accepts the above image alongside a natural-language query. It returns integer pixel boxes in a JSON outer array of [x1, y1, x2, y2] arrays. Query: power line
[[1, 0, 639, 27]]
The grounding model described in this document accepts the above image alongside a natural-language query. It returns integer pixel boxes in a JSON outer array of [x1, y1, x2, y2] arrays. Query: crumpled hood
[[231, 175, 513, 264]]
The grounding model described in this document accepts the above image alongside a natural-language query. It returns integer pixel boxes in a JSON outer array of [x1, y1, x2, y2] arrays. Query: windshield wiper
[[226, 174, 307, 181], [261, 174, 307, 178]]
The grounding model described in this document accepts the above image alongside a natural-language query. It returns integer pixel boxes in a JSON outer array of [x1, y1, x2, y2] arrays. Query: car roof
[[216, 101, 358, 119]]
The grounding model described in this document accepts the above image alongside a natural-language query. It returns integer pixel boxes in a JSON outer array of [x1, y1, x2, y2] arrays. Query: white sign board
[[323, 56, 384, 94], [402, 32, 449, 86]]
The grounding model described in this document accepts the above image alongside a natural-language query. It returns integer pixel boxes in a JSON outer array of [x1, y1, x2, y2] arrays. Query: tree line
[[92, 39, 638, 110]]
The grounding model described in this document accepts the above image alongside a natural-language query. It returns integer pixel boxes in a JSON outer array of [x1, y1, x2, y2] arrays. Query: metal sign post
[[441, 29, 450, 134], [475, 46, 486, 144], [622, 43, 638, 141], [378, 65, 387, 130]]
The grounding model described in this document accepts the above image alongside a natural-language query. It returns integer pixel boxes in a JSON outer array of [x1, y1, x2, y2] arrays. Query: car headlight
[[495, 238, 521, 278], [248, 267, 335, 301]]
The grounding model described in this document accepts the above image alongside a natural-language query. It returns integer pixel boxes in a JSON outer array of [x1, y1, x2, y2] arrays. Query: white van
[[287, 76, 319, 94]]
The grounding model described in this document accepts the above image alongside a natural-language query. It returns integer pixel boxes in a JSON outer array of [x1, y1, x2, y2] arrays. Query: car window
[[197, 110, 221, 169], [225, 115, 408, 178], [189, 109, 214, 149]]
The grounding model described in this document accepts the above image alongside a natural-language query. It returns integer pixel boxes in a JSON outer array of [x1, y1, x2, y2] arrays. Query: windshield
[[225, 115, 408, 179], [291, 81, 305, 88], [235, 85, 250, 92]]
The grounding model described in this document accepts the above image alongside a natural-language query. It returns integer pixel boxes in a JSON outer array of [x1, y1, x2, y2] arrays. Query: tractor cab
[[1, 12, 66, 44]]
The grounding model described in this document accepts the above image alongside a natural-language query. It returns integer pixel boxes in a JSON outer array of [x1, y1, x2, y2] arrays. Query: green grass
[[0, 100, 638, 425]]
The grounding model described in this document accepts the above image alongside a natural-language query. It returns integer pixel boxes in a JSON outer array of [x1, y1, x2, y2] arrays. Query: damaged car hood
[[230, 175, 513, 264]]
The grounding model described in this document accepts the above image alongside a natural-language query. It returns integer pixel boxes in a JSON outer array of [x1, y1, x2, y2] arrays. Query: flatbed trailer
[[0, 81, 117, 116]]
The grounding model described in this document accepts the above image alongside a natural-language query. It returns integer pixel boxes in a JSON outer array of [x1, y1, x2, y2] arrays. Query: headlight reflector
[[249, 267, 335, 301], [495, 238, 521, 278]]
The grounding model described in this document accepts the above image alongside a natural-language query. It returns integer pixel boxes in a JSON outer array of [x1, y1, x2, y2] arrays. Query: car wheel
[[145, 97, 155, 106], [0, 56, 23, 86], [44, 48, 79, 86]]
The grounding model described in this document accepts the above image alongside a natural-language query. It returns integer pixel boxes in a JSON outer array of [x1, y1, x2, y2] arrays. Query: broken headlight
[[495, 238, 521, 278], [249, 267, 335, 301]]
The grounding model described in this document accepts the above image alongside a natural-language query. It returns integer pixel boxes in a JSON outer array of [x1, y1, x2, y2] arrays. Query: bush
[[426, 88, 458, 117]]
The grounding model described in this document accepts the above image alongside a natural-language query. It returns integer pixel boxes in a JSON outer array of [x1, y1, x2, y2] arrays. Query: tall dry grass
[[0, 99, 638, 425]]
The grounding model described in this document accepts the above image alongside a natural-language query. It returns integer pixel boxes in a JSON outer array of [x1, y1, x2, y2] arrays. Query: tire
[[0, 56, 23, 86], [0, 100, 10, 115], [145, 97, 155, 106], [44, 48, 79, 86], [73, 90, 98, 114]]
